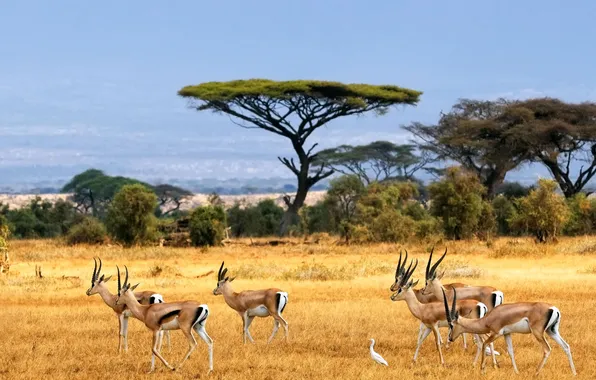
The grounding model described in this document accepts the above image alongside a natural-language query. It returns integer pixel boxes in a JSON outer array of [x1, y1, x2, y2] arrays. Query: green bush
[[226, 199, 283, 237], [428, 166, 490, 240], [106, 184, 159, 246], [509, 179, 570, 243], [564, 193, 595, 236], [492, 195, 518, 235], [189, 205, 227, 247], [65, 217, 107, 245]]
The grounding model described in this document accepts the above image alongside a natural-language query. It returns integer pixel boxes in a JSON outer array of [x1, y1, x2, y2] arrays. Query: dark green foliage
[[315, 141, 428, 184], [563, 193, 596, 236], [495, 182, 533, 199], [492, 196, 518, 235], [179, 79, 422, 235], [153, 184, 193, 217], [405, 98, 528, 198], [428, 166, 492, 240], [351, 181, 441, 243], [300, 201, 338, 235], [105, 184, 158, 246], [62, 169, 152, 218], [325, 175, 366, 242], [498, 98, 596, 197], [227, 199, 284, 237], [65, 216, 107, 245], [1, 197, 79, 239], [189, 205, 227, 247]]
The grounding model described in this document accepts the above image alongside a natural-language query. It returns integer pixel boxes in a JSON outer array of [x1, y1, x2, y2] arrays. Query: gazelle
[[213, 261, 289, 344], [420, 247, 504, 310], [390, 257, 495, 366], [443, 287, 577, 376], [85, 257, 171, 353], [115, 265, 214, 374], [391, 250, 470, 350]]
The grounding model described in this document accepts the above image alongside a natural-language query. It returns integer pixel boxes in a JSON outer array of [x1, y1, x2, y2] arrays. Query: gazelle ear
[[102, 275, 112, 282], [411, 279, 419, 288], [130, 283, 140, 291], [229, 276, 236, 282]]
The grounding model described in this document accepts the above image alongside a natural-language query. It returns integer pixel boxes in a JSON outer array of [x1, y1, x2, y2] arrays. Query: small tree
[[509, 179, 570, 243], [428, 166, 489, 240], [315, 141, 429, 184], [325, 175, 366, 242], [106, 184, 158, 246], [189, 205, 227, 247], [153, 184, 193, 217], [564, 193, 595, 236]]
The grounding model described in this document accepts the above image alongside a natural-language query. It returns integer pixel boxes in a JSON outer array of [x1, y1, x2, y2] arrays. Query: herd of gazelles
[[85, 248, 577, 376]]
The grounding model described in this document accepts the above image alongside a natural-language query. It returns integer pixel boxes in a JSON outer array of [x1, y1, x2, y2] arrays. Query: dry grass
[[1, 236, 596, 379]]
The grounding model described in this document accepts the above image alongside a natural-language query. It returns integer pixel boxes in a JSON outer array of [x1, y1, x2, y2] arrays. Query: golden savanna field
[[1, 236, 595, 379]]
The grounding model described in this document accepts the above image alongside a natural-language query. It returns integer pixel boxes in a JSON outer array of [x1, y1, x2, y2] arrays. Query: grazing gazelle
[[443, 287, 577, 376], [390, 257, 495, 366], [85, 257, 171, 353], [115, 265, 214, 374], [390, 250, 470, 349], [420, 247, 504, 311], [213, 261, 289, 344]]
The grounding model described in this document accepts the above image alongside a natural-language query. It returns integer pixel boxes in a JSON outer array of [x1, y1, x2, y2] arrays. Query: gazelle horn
[[429, 248, 447, 279]]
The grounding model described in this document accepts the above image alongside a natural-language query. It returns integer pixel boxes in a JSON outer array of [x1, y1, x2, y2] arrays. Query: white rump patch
[[150, 293, 164, 304]]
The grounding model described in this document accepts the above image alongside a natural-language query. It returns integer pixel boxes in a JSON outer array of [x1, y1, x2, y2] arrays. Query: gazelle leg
[[149, 330, 174, 373], [546, 329, 577, 375], [268, 320, 280, 344], [431, 324, 445, 366], [504, 333, 519, 374], [533, 329, 552, 375], [176, 328, 198, 371], [244, 314, 255, 343], [196, 326, 214, 373], [278, 313, 289, 342], [122, 315, 129, 353], [480, 333, 500, 374], [462, 332, 467, 350], [166, 331, 171, 352], [151, 330, 163, 371], [117, 314, 123, 353], [413, 325, 432, 363], [472, 334, 482, 366]]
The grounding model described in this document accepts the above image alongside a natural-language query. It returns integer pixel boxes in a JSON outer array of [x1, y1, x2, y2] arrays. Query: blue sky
[[1, 0, 595, 186]]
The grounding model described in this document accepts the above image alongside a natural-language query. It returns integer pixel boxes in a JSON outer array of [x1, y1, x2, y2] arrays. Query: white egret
[[369, 339, 388, 366]]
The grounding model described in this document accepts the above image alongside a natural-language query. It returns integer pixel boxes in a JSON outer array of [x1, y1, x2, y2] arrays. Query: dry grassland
[[1, 236, 596, 379]]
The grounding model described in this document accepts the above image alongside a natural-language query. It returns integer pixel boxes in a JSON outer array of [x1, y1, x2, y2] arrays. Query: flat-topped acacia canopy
[[178, 79, 422, 235], [178, 79, 421, 109]]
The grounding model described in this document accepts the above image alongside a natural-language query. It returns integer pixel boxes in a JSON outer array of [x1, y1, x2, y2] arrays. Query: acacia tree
[[153, 184, 193, 216], [315, 141, 428, 184], [405, 98, 530, 198], [500, 98, 596, 198], [178, 79, 421, 234]]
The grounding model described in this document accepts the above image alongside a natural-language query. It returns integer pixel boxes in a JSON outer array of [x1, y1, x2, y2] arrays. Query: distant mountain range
[[0, 176, 330, 195]]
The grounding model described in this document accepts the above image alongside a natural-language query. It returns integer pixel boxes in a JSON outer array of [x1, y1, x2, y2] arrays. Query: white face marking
[[247, 305, 270, 318], [499, 318, 531, 335]]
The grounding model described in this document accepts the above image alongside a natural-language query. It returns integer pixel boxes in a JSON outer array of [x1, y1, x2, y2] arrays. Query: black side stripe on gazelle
[[158, 310, 181, 324], [192, 307, 208, 327], [276, 293, 287, 314]]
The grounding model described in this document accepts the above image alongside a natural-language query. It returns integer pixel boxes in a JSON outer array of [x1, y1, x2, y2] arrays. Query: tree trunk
[[279, 166, 310, 236], [483, 170, 507, 199]]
